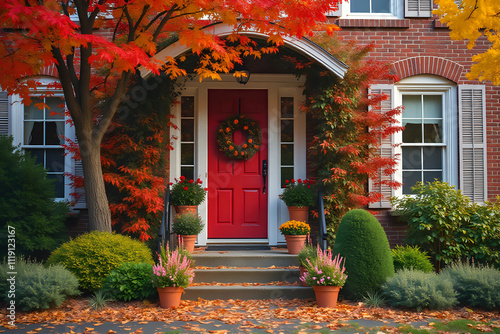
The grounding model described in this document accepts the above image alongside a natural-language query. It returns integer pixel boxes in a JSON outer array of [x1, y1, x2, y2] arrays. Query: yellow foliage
[[434, 0, 500, 84]]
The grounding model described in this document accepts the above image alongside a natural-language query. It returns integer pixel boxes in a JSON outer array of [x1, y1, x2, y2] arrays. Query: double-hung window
[[394, 76, 458, 196], [23, 96, 67, 198]]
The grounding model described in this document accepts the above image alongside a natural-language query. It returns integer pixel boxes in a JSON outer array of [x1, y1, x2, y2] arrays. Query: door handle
[[262, 159, 267, 194]]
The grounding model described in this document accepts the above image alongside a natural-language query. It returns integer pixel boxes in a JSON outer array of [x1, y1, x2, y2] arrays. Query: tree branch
[[51, 47, 81, 123]]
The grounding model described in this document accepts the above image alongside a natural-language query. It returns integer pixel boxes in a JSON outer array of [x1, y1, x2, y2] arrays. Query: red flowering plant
[[170, 176, 207, 206], [279, 179, 316, 208]]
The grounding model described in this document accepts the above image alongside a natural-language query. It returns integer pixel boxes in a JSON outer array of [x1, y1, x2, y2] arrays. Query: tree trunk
[[79, 136, 112, 232]]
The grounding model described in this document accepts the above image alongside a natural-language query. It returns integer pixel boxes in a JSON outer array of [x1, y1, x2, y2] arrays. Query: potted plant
[[173, 213, 205, 252], [279, 220, 310, 254], [297, 244, 317, 286], [300, 246, 348, 308], [279, 178, 315, 222], [153, 246, 194, 308], [170, 176, 208, 214]]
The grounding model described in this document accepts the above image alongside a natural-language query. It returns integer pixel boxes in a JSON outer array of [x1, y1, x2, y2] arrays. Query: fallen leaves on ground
[[1, 298, 498, 332]]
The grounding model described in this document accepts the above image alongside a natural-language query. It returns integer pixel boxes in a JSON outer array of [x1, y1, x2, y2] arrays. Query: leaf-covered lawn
[[2, 298, 499, 333]]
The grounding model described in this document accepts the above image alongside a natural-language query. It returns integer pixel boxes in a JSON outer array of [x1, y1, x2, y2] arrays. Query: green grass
[[399, 319, 500, 334]]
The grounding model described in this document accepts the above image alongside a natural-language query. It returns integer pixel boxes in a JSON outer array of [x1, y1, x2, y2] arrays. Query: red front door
[[208, 89, 268, 239]]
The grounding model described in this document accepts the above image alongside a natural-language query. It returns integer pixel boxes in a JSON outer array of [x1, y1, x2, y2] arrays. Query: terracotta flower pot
[[174, 205, 197, 215], [284, 235, 307, 254], [313, 286, 341, 308], [179, 234, 197, 252], [287, 206, 309, 223], [157, 286, 184, 308]]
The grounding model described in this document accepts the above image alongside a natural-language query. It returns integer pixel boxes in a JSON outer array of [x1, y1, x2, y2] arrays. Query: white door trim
[[170, 74, 306, 246]]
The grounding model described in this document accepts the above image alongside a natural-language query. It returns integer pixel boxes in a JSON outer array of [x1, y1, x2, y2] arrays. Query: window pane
[[423, 147, 442, 169], [181, 119, 195, 142], [351, 0, 370, 12], [181, 96, 194, 117], [403, 171, 421, 194], [45, 97, 65, 119], [45, 121, 65, 145], [46, 149, 65, 172], [181, 167, 194, 181], [281, 120, 294, 142], [24, 98, 43, 119], [25, 149, 44, 166], [373, 0, 391, 12], [402, 120, 422, 143], [25, 121, 44, 145], [424, 171, 442, 184], [181, 143, 194, 165], [281, 167, 294, 188], [402, 147, 421, 169], [402, 95, 422, 119], [423, 121, 442, 143], [281, 144, 294, 166], [280, 97, 294, 118], [47, 174, 65, 198], [424, 95, 442, 118]]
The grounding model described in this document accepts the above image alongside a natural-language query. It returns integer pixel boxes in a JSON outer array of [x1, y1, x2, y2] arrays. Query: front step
[[185, 249, 314, 300], [191, 249, 298, 267]]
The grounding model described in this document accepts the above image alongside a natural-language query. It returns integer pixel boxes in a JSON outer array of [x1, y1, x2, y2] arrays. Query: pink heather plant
[[300, 245, 348, 287], [152, 247, 194, 288]]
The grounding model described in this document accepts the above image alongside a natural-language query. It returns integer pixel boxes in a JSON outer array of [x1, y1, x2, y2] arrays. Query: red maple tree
[[0, 0, 342, 231]]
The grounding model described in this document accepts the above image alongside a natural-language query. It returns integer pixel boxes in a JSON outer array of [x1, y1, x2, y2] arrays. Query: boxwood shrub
[[332, 209, 394, 300], [102, 262, 155, 301], [47, 231, 153, 291]]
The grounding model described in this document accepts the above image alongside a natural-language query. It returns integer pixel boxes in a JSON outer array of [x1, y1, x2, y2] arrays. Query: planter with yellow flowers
[[279, 220, 311, 254]]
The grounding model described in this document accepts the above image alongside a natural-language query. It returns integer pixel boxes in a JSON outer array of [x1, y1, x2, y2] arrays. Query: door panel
[[208, 89, 268, 239]]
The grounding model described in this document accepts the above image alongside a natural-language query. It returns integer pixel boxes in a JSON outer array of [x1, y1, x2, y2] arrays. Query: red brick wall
[[313, 15, 500, 246]]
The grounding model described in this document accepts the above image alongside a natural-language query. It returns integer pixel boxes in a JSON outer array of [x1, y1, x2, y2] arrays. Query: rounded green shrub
[[382, 269, 457, 310], [102, 262, 155, 301], [1, 257, 79, 311], [47, 231, 153, 291], [441, 262, 500, 310], [392, 245, 434, 273], [173, 213, 205, 235], [332, 209, 395, 300]]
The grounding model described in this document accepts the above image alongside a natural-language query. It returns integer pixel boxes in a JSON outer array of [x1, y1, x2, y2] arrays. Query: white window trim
[[9, 78, 75, 203], [330, 0, 403, 19], [393, 75, 458, 197]]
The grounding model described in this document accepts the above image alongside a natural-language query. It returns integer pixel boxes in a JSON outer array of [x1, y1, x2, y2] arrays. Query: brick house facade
[[1, 0, 496, 246]]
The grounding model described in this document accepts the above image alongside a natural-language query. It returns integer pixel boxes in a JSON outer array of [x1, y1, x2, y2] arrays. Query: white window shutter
[[0, 92, 8, 136], [369, 85, 394, 209], [405, 0, 432, 17], [459, 85, 487, 203]]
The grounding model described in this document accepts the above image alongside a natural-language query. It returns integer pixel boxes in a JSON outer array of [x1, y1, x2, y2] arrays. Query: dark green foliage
[[47, 231, 153, 291], [102, 262, 155, 301], [392, 181, 500, 269], [298, 244, 317, 267], [382, 269, 457, 310], [0, 257, 79, 311], [0, 136, 69, 260], [332, 209, 395, 300], [279, 180, 315, 208], [392, 245, 434, 273], [172, 213, 205, 235], [441, 262, 500, 310]]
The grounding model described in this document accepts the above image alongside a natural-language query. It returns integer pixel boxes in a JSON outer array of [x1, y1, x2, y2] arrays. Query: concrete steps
[[184, 249, 314, 300]]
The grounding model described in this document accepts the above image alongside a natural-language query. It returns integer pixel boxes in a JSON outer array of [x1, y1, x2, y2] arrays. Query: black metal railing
[[318, 190, 328, 250], [158, 183, 171, 253]]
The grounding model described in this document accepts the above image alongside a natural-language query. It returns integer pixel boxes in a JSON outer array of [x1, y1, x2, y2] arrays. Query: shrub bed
[[0, 258, 79, 311], [47, 231, 153, 291], [102, 262, 155, 301]]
